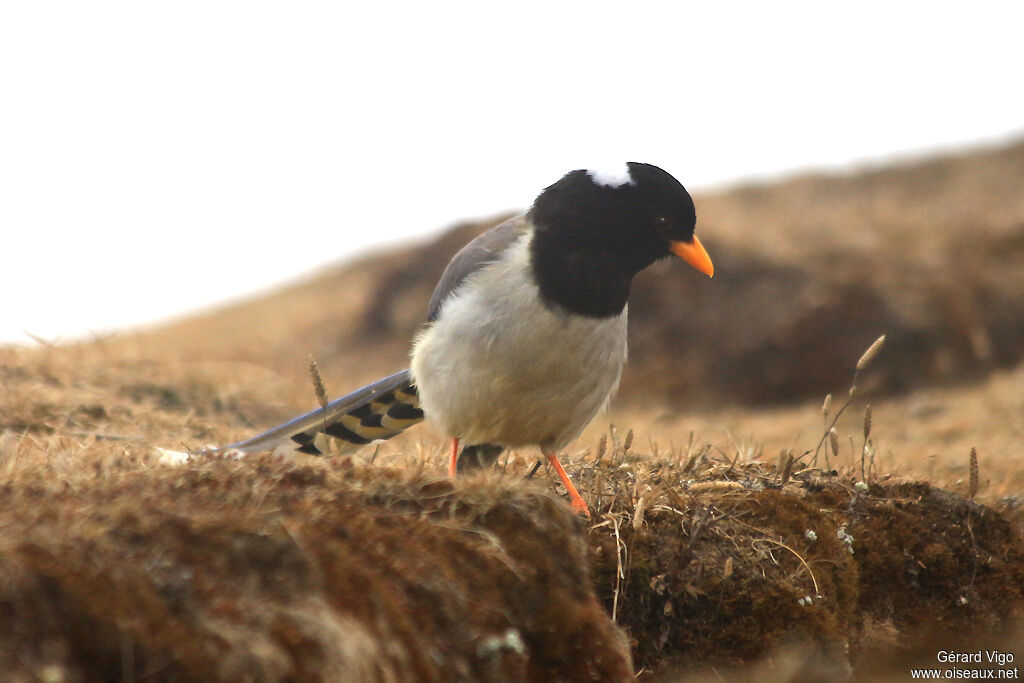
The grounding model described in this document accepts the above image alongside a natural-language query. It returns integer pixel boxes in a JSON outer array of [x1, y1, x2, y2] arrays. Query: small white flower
[[477, 628, 525, 657], [837, 526, 856, 554], [805, 529, 818, 542], [957, 596, 968, 606], [855, 481, 869, 491]]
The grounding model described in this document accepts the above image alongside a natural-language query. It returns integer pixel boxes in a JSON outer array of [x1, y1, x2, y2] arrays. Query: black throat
[[529, 230, 638, 318]]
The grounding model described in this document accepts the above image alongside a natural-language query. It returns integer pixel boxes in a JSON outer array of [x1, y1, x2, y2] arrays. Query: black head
[[527, 162, 712, 318]]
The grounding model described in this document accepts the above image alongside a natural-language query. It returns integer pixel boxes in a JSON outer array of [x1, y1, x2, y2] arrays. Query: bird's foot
[[568, 493, 591, 518]]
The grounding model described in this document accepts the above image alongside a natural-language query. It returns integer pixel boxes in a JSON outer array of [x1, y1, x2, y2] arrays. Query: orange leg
[[448, 437, 460, 477], [544, 449, 591, 518]]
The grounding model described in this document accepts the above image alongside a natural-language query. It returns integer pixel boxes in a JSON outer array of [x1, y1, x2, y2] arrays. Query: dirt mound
[[0, 457, 633, 682], [124, 139, 1024, 408], [1, 435, 1020, 681], [577, 448, 1024, 679]]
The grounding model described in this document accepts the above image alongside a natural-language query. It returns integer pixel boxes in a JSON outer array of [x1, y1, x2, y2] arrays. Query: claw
[[568, 494, 592, 518]]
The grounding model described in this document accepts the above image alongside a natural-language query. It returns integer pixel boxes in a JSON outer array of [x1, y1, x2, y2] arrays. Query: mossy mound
[[0, 456, 633, 682], [0, 445, 1021, 681], [578, 453, 1024, 680]]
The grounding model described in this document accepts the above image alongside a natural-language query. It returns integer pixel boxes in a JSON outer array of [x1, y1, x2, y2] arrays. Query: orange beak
[[669, 234, 714, 278]]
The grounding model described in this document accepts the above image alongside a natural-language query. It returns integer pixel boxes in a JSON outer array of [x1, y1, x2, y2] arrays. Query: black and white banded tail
[[207, 370, 424, 457]]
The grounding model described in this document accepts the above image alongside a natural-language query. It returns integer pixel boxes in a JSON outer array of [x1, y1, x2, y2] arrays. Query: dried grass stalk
[[682, 450, 700, 475], [863, 404, 872, 439], [689, 481, 744, 495], [595, 434, 608, 466], [969, 447, 979, 499]]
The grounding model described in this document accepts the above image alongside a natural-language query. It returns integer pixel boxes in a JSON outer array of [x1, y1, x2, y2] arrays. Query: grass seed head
[[632, 495, 646, 531], [863, 404, 872, 439], [829, 429, 840, 460], [779, 449, 794, 486], [308, 354, 328, 409], [856, 334, 887, 371], [822, 393, 832, 420]]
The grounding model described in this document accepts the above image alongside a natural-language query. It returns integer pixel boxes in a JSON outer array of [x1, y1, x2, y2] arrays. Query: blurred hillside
[[121, 139, 1024, 408]]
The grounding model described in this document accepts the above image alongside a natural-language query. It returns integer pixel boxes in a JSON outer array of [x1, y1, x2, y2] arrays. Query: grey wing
[[427, 215, 531, 321]]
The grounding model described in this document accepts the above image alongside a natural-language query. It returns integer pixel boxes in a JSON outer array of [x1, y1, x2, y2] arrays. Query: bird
[[206, 162, 714, 517]]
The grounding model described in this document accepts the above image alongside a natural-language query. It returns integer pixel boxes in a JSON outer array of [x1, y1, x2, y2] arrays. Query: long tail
[[205, 369, 424, 457]]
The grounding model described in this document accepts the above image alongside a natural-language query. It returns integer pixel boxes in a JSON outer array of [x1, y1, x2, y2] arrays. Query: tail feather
[[206, 369, 424, 457]]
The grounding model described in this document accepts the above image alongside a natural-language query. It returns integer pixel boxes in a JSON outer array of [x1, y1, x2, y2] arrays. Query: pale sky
[[2, 2, 1022, 344]]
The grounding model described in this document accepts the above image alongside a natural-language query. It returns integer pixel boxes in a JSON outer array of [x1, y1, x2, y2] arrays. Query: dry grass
[[605, 361, 1024, 513]]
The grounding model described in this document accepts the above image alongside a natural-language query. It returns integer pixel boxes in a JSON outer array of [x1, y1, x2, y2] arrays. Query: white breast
[[410, 234, 628, 451]]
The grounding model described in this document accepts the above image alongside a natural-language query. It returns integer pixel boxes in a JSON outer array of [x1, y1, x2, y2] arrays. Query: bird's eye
[[655, 215, 669, 232]]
